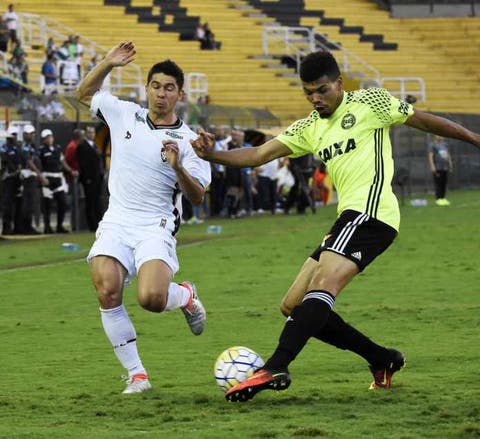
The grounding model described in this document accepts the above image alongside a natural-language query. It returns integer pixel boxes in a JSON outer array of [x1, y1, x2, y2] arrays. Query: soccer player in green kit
[[191, 51, 480, 402]]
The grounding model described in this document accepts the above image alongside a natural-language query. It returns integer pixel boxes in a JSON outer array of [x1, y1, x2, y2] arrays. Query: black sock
[[313, 310, 389, 366], [264, 290, 335, 371]]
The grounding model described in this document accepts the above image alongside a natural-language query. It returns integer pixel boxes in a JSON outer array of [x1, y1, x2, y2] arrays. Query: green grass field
[[1, 190, 479, 439]]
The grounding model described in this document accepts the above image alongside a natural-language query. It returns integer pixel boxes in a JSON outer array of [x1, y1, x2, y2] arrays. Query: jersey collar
[[146, 115, 183, 130]]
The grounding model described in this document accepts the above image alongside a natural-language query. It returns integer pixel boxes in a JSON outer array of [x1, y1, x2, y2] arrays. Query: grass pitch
[[0, 190, 479, 438]]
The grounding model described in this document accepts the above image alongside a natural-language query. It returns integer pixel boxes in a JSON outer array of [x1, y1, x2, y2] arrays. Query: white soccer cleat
[[122, 373, 152, 394], [180, 281, 206, 335]]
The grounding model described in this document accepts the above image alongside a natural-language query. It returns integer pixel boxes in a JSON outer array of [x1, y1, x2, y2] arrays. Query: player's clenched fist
[[190, 129, 215, 158]]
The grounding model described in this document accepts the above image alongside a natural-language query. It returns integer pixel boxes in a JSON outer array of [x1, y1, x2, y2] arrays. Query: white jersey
[[91, 90, 211, 234]]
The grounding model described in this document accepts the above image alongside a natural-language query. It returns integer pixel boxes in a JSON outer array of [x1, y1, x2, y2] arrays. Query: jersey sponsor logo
[[341, 113, 356, 129], [318, 138, 356, 163], [125, 131, 131, 139], [165, 130, 183, 140], [160, 218, 167, 228]]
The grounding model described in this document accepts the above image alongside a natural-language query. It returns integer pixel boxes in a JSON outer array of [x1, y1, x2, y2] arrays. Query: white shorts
[[87, 221, 179, 283]]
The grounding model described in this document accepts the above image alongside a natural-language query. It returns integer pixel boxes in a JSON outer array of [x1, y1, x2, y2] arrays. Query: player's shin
[[264, 290, 335, 371], [313, 310, 390, 365], [100, 304, 147, 376]]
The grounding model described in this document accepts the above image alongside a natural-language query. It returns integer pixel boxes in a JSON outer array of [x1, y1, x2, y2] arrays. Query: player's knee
[[94, 278, 121, 308], [137, 288, 167, 312], [280, 299, 293, 317]]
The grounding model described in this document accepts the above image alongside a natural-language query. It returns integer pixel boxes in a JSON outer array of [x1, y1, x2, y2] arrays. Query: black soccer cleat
[[369, 348, 405, 389], [225, 368, 291, 402]]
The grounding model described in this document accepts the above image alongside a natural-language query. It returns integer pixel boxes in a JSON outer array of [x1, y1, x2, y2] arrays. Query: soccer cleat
[[180, 281, 206, 335], [369, 349, 405, 390], [225, 368, 291, 402], [122, 373, 152, 394]]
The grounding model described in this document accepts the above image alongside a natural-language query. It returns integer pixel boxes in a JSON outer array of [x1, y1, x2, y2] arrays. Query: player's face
[[303, 75, 343, 118], [146, 73, 182, 116]]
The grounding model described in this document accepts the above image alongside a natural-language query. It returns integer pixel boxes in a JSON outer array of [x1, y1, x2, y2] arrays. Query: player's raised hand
[[190, 128, 215, 159], [105, 41, 136, 67]]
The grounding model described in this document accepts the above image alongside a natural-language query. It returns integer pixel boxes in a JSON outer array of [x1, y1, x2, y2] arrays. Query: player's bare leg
[[92, 256, 151, 394]]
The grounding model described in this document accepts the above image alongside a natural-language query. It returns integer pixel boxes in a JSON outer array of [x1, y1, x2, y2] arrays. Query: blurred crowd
[[0, 123, 332, 235], [182, 125, 332, 225], [0, 123, 104, 235]]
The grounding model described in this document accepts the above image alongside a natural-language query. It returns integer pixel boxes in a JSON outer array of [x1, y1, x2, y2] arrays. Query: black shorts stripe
[[366, 128, 384, 217], [310, 210, 397, 271], [330, 212, 369, 253]]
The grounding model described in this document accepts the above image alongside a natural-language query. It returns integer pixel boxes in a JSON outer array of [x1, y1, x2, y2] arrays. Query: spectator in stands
[[256, 143, 280, 214], [69, 35, 84, 65], [37, 96, 65, 120], [76, 125, 105, 231], [38, 128, 78, 233], [231, 128, 254, 216], [2, 4, 18, 48], [428, 134, 452, 206], [284, 155, 316, 215], [8, 52, 27, 83], [10, 37, 24, 58], [312, 162, 330, 206], [0, 18, 9, 53], [41, 53, 58, 95], [86, 53, 99, 74], [56, 39, 70, 61], [46, 37, 57, 58], [209, 125, 229, 216], [64, 128, 84, 181], [195, 22, 205, 45], [19, 124, 48, 234], [199, 23, 221, 50], [225, 130, 245, 218]]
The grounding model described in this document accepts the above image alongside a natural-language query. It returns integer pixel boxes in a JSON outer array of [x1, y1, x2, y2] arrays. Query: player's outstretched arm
[[75, 41, 136, 106], [405, 109, 480, 148], [191, 131, 291, 167]]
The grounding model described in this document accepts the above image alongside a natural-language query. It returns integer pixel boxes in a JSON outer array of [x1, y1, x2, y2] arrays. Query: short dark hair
[[147, 60, 184, 89], [299, 51, 340, 83]]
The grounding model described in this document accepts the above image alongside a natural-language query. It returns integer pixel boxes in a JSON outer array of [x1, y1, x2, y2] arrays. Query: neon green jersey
[[276, 88, 414, 231]]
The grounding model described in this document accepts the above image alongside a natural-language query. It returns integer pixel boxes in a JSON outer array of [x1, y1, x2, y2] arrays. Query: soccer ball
[[214, 346, 265, 392]]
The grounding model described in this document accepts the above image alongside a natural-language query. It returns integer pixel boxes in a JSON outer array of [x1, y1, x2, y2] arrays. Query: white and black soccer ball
[[214, 346, 265, 392]]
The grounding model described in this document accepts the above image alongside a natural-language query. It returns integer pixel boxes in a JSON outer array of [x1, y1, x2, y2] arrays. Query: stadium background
[[1, 0, 480, 227]]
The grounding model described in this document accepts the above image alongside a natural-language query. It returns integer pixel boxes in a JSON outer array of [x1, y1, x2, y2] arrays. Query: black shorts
[[310, 210, 397, 271]]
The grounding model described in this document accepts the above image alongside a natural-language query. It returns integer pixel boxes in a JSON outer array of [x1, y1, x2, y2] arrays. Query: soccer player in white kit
[[76, 42, 211, 394]]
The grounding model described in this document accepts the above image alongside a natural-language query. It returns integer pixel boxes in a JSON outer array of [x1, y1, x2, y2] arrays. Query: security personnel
[[19, 124, 48, 234], [38, 128, 78, 233], [1, 126, 22, 235]]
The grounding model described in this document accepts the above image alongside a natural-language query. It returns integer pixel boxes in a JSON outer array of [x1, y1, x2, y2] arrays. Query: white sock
[[164, 283, 190, 311], [100, 304, 147, 377]]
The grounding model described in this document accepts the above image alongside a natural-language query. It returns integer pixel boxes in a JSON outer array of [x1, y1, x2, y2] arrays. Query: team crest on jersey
[[135, 112, 146, 123], [160, 147, 167, 162], [341, 113, 356, 129], [165, 130, 183, 140]]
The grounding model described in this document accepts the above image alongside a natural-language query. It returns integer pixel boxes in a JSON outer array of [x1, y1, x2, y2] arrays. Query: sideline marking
[[0, 241, 206, 275]]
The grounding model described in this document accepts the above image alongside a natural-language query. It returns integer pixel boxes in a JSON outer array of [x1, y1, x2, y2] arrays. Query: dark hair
[[299, 51, 340, 83], [147, 60, 184, 89]]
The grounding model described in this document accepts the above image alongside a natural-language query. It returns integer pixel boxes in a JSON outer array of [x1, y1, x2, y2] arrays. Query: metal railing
[[379, 77, 426, 103], [262, 26, 427, 102], [263, 26, 380, 84], [185, 73, 208, 103], [16, 13, 145, 100]]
